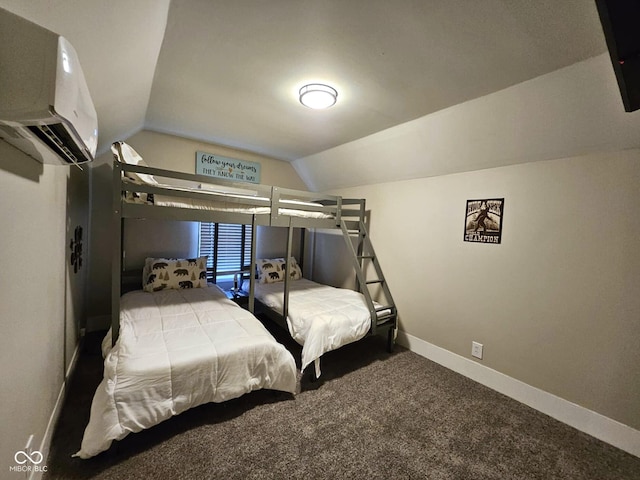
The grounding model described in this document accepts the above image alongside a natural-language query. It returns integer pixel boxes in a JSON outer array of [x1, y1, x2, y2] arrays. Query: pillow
[[256, 257, 302, 284], [142, 256, 208, 292], [111, 141, 159, 185]]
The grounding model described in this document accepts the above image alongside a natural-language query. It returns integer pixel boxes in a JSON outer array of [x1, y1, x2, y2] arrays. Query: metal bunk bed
[[111, 147, 398, 369]]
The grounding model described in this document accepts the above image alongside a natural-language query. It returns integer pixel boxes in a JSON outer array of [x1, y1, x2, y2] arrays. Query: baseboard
[[396, 330, 640, 458], [30, 344, 81, 480]]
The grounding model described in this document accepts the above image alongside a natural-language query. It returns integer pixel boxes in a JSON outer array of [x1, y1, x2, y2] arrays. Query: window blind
[[199, 223, 252, 282]]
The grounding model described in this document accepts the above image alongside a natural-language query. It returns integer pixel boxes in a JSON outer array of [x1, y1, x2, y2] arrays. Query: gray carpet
[[44, 322, 640, 479]]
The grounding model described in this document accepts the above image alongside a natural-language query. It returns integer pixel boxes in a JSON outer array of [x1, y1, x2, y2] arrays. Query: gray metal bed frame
[[111, 157, 398, 360]]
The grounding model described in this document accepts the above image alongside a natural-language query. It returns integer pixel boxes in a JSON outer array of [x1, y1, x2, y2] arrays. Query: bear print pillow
[[256, 258, 302, 284], [143, 256, 208, 292]]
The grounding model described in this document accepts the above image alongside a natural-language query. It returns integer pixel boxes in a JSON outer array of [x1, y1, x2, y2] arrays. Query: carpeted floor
[[44, 321, 640, 480]]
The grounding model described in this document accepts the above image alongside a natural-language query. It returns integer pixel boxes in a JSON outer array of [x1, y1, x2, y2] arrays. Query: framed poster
[[464, 198, 504, 244], [195, 151, 261, 184]]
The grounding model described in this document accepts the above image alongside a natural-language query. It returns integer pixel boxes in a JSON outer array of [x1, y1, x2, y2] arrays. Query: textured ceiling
[[0, 0, 607, 162]]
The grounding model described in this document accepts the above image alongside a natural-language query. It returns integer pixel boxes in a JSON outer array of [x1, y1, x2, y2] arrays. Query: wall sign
[[464, 198, 504, 244], [195, 151, 261, 184]]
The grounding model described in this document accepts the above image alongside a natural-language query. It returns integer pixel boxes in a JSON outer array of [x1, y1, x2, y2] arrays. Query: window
[[198, 222, 252, 284]]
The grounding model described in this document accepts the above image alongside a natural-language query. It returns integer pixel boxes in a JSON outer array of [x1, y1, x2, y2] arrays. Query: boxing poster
[[464, 198, 504, 244]]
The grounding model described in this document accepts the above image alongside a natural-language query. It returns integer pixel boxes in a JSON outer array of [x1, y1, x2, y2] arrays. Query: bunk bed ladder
[[340, 219, 397, 352]]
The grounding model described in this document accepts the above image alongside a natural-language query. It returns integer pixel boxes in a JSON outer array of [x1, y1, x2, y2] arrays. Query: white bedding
[[245, 278, 380, 377], [75, 285, 297, 459]]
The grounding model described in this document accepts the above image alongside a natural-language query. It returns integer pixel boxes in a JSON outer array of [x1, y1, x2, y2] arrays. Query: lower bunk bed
[[243, 258, 394, 378], [75, 282, 297, 459]]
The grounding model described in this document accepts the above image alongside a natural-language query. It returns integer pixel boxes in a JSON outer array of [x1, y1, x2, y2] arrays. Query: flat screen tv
[[595, 0, 640, 112]]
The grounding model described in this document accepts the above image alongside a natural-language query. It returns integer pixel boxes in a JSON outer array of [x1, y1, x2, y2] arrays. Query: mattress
[[245, 278, 382, 377], [113, 140, 334, 219], [75, 285, 297, 459], [125, 181, 333, 219]]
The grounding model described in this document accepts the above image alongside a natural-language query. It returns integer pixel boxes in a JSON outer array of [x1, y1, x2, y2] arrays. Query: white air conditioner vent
[[28, 123, 87, 165]]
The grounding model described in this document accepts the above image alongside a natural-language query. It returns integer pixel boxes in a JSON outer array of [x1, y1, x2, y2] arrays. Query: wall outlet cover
[[472, 341, 483, 359]]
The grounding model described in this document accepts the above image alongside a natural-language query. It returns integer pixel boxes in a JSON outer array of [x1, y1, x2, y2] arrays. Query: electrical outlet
[[471, 341, 483, 359]]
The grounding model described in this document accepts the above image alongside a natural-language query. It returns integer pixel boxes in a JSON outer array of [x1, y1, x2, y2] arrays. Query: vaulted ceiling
[[0, 0, 607, 163]]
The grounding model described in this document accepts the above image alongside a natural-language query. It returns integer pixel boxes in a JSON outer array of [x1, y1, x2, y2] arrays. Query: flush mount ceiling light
[[299, 84, 338, 109]]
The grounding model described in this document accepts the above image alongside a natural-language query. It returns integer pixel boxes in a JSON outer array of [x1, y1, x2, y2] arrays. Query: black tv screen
[[595, 0, 640, 112]]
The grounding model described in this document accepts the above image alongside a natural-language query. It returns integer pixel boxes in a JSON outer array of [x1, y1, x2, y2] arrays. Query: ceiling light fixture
[[299, 84, 337, 109]]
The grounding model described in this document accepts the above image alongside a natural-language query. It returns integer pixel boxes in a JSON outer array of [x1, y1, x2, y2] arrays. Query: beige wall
[[86, 130, 309, 321], [0, 141, 88, 466], [324, 149, 640, 430], [295, 53, 640, 436]]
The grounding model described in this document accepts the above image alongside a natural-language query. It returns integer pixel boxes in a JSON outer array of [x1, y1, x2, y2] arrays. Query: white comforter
[[246, 279, 374, 377], [75, 285, 297, 459]]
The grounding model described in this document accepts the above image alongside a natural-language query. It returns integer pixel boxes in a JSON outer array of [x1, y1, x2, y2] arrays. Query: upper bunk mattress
[[75, 285, 297, 459], [113, 141, 335, 220], [125, 182, 333, 219]]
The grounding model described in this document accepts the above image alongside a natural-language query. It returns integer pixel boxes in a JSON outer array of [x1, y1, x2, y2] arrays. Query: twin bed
[[246, 276, 392, 378], [76, 142, 397, 458], [75, 285, 297, 459]]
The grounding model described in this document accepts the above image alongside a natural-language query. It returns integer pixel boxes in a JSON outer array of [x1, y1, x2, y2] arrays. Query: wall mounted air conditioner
[[0, 7, 98, 166]]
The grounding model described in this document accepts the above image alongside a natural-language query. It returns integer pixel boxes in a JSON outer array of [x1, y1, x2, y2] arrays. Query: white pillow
[[111, 141, 159, 185]]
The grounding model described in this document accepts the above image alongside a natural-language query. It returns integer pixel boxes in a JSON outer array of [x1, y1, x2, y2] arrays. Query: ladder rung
[[375, 305, 394, 312], [376, 314, 396, 325], [366, 279, 384, 285], [358, 255, 375, 259], [342, 220, 360, 228]]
